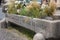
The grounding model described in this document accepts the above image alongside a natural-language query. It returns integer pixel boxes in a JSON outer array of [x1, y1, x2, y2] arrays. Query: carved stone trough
[[6, 14, 60, 39]]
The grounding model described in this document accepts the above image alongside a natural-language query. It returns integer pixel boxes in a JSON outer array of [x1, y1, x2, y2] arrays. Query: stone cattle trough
[[6, 14, 60, 39]]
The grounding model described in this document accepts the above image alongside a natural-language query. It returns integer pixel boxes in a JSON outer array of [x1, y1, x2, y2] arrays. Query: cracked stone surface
[[0, 29, 21, 40]]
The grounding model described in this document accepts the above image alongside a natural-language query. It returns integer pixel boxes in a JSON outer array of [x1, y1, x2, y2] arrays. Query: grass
[[8, 22, 36, 40]]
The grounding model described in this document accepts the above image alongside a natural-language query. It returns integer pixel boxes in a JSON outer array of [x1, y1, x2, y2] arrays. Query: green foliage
[[7, 1, 56, 18], [48, 2, 56, 16], [20, 2, 48, 18], [7, 2, 17, 14], [7, 1, 22, 14], [28, 7, 41, 18], [42, 6, 51, 16], [19, 8, 28, 16], [8, 7, 17, 14]]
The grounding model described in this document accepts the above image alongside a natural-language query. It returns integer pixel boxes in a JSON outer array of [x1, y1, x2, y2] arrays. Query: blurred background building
[[3, 0, 60, 7]]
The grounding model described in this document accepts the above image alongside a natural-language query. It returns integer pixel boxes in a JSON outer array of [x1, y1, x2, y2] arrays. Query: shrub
[[20, 2, 41, 18], [41, 1, 56, 17], [7, 2, 17, 14], [19, 8, 28, 16], [15, 1, 23, 9], [7, 1, 22, 14], [7, 1, 56, 18], [48, 1, 56, 16]]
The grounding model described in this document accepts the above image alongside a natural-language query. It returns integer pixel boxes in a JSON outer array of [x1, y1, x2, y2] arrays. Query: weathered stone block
[[6, 14, 60, 38], [33, 33, 45, 40], [19, 16, 34, 31]]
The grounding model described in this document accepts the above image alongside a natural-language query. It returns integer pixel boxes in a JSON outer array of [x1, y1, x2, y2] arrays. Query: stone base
[[33, 33, 45, 40]]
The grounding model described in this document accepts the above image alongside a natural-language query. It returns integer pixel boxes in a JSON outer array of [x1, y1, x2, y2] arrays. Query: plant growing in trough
[[7, 1, 56, 19]]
